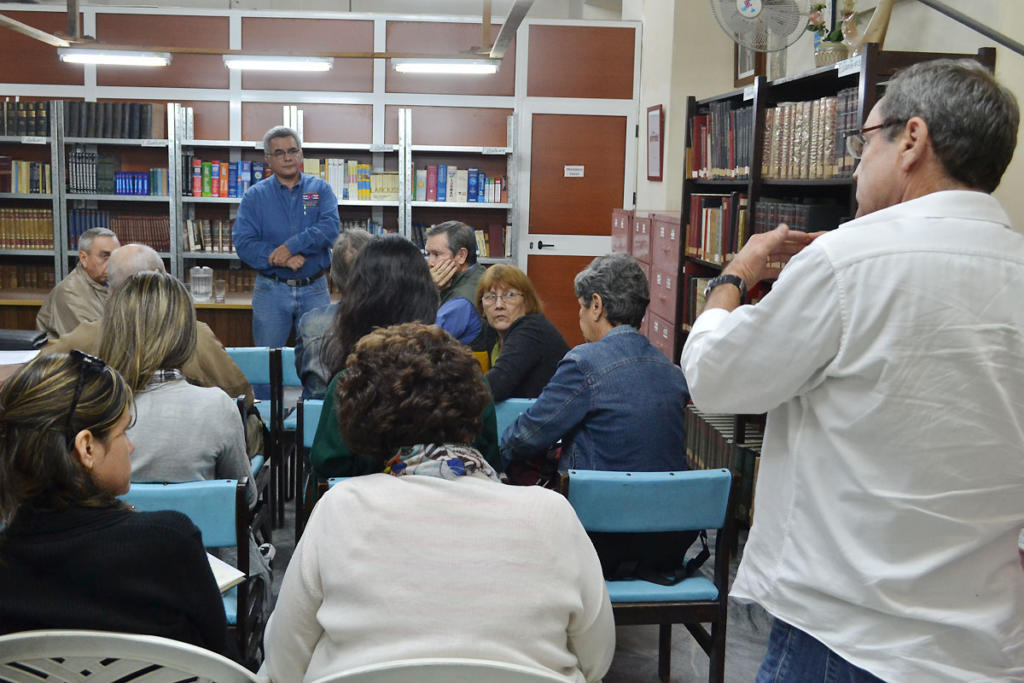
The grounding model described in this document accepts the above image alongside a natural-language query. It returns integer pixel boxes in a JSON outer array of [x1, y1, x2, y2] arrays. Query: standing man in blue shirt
[[233, 126, 340, 347]]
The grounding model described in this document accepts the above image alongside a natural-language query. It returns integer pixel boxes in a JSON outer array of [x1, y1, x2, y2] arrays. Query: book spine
[[436, 164, 447, 202], [426, 165, 438, 201], [201, 161, 212, 197]]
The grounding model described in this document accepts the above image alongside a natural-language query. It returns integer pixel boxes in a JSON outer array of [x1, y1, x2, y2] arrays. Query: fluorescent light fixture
[[392, 58, 500, 75], [222, 55, 334, 72], [58, 48, 171, 67]]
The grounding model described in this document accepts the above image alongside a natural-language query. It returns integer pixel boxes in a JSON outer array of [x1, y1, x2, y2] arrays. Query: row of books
[[0, 208, 54, 250], [689, 102, 755, 180], [303, 158, 399, 202], [685, 191, 749, 265], [473, 224, 511, 259], [186, 158, 267, 198], [342, 218, 394, 237], [761, 87, 859, 180], [0, 263, 56, 291], [752, 199, 847, 234], [2, 100, 50, 137], [66, 151, 168, 196], [182, 218, 235, 254], [68, 209, 170, 251], [63, 101, 159, 140], [0, 157, 52, 194], [685, 405, 763, 525], [416, 165, 507, 203]]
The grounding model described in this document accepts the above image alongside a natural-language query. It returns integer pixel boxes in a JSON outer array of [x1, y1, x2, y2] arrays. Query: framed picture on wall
[[733, 42, 765, 87], [647, 105, 663, 181]]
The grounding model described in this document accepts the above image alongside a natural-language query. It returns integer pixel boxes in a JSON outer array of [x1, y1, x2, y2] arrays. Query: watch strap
[[703, 274, 747, 302]]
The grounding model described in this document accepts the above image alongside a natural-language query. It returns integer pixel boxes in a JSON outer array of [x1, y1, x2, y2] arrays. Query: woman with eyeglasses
[[475, 264, 569, 402], [0, 352, 227, 650]]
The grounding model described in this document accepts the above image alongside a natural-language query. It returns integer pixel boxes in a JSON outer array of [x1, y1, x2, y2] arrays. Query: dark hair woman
[[310, 235, 501, 479], [262, 323, 613, 683], [0, 352, 227, 652]]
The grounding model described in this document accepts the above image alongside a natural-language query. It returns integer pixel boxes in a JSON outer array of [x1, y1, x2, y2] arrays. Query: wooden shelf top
[[0, 290, 49, 306]]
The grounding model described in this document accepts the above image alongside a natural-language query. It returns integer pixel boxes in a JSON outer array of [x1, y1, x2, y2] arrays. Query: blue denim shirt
[[500, 325, 690, 472], [233, 173, 340, 280], [295, 302, 335, 400]]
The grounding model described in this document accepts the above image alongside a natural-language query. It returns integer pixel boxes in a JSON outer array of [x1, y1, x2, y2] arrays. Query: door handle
[[537, 241, 554, 250]]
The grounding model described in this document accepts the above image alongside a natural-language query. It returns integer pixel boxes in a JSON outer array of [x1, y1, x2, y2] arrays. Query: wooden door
[[526, 113, 628, 347]]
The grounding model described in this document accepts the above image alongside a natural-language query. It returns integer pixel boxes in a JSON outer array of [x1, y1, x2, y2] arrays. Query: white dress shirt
[[682, 191, 1024, 682]]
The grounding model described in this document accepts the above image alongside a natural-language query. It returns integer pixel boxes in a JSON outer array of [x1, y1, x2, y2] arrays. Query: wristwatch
[[703, 274, 747, 303]]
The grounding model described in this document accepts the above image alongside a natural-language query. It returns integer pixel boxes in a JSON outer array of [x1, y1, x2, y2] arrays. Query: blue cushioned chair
[[235, 395, 272, 544], [226, 347, 284, 527], [495, 398, 536, 445], [280, 346, 302, 432], [120, 479, 264, 668], [564, 468, 736, 683], [294, 398, 325, 539]]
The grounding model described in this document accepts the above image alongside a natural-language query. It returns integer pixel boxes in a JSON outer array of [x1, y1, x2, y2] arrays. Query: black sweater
[[0, 504, 227, 654], [486, 313, 570, 402]]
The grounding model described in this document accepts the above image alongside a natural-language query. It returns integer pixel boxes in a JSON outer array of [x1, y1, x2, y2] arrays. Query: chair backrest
[[495, 398, 536, 443], [0, 629, 257, 683], [566, 469, 732, 533], [309, 657, 566, 683], [120, 480, 246, 552], [298, 398, 326, 450], [225, 346, 272, 386], [281, 346, 301, 388]]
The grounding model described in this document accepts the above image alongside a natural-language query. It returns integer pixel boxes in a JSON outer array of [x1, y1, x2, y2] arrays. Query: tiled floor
[[268, 486, 771, 682]]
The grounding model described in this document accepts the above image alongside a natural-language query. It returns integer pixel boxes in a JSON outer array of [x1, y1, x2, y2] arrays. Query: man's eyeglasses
[[65, 349, 108, 447], [845, 120, 905, 159], [269, 147, 301, 159], [482, 290, 522, 306]]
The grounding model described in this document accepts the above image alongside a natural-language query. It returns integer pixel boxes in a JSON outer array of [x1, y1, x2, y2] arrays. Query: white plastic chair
[[309, 657, 566, 683], [0, 629, 257, 683]]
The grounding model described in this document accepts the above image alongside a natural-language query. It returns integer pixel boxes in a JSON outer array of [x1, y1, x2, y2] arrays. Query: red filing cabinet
[[631, 216, 651, 264], [650, 213, 682, 272], [638, 260, 650, 337], [648, 312, 676, 362], [611, 208, 633, 254], [648, 265, 677, 322]]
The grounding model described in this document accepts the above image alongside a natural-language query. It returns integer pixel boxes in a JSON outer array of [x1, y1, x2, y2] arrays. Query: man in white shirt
[[681, 59, 1023, 682]]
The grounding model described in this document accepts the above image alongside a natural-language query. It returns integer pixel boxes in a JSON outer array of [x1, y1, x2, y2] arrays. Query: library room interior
[[1, 1, 1022, 682]]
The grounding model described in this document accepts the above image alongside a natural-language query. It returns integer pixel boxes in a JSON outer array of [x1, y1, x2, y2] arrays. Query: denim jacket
[[295, 303, 335, 400], [500, 325, 690, 471]]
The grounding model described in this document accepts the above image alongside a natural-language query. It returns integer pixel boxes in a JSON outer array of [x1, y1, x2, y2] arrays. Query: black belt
[[259, 270, 326, 287]]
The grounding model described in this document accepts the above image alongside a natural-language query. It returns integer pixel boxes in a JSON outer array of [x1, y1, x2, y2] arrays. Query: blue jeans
[[757, 619, 886, 683], [251, 275, 329, 348]]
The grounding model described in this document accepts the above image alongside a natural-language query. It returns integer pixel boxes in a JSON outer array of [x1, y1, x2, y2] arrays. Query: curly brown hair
[[336, 323, 490, 464]]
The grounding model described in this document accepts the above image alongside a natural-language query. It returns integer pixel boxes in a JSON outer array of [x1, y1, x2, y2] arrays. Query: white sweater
[[260, 474, 614, 683]]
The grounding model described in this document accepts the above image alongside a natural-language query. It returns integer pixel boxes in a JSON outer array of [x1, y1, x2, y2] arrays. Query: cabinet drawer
[[650, 215, 681, 271], [611, 208, 633, 253], [631, 216, 650, 264], [648, 265, 678, 323], [647, 311, 677, 362]]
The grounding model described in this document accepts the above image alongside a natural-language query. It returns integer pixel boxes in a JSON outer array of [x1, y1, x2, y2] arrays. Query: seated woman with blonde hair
[[262, 323, 613, 683], [0, 352, 226, 650], [475, 264, 569, 402]]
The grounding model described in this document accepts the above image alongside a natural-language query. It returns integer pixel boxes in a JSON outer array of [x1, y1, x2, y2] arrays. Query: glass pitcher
[[189, 265, 213, 302]]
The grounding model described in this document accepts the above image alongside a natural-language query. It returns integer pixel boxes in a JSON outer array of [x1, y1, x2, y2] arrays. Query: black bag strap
[[633, 530, 710, 587]]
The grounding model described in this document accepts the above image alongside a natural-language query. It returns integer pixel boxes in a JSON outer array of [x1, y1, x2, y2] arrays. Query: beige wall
[[628, 0, 733, 213]]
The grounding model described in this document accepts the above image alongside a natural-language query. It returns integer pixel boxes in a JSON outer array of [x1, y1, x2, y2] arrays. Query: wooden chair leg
[[658, 623, 672, 683], [708, 619, 726, 683]]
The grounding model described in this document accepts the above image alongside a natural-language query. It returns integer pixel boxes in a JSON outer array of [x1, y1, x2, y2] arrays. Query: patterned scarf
[[385, 443, 500, 482]]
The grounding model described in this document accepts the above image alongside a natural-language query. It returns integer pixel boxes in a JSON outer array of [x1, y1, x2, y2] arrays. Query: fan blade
[[0, 13, 71, 47]]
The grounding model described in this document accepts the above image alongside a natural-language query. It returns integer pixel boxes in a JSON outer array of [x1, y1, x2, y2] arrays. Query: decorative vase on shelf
[[814, 41, 849, 67]]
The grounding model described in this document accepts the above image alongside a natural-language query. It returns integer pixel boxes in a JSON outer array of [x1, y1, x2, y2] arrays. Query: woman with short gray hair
[[501, 252, 690, 474]]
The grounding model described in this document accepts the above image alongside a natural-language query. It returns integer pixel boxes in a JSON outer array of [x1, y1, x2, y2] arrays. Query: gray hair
[[574, 253, 649, 329], [107, 243, 166, 290], [262, 125, 302, 154], [330, 228, 372, 290], [77, 227, 117, 254], [880, 58, 1019, 193], [426, 221, 477, 265]]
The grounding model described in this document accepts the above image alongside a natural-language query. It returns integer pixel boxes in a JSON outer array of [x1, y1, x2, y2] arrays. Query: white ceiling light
[[223, 55, 334, 72], [392, 58, 500, 75], [58, 48, 171, 67]]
